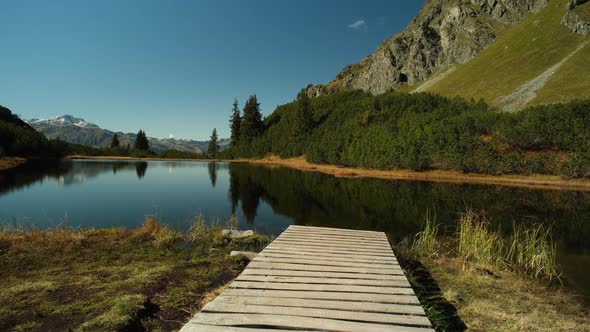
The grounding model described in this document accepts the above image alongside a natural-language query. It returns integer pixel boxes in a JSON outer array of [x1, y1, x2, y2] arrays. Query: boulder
[[222, 229, 254, 239]]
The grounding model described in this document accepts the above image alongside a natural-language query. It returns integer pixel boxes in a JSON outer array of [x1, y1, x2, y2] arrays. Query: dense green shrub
[[226, 92, 590, 178]]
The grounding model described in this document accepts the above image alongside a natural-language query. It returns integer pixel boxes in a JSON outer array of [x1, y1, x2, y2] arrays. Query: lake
[[1, 159, 589, 301]]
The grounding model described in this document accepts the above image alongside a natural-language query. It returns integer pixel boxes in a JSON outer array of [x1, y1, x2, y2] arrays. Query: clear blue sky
[[0, 0, 424, 140]]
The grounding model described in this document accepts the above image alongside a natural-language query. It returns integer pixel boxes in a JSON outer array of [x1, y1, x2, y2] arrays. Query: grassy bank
[[0, 216, 268, 332], [397, 211, 590, 331]]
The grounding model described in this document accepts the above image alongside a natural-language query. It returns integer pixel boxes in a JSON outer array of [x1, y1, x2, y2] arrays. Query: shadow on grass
[[398, 257, 467, 332]]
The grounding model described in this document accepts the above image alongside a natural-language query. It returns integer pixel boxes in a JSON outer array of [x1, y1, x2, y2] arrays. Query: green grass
[[427, 0, 589, 108], [411, 211, 440, 258], [0, 217, 266, 332]]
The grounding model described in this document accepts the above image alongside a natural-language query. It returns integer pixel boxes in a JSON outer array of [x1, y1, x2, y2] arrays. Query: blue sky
[[0, 1, 424, 140]]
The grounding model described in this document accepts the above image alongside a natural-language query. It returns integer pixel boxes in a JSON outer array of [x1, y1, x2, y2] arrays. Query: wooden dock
[[180, 225, 433, 332]]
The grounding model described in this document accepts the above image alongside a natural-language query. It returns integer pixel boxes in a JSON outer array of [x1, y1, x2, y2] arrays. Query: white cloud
[[348, 19, 367, 30], [168, 134, 175, 139]]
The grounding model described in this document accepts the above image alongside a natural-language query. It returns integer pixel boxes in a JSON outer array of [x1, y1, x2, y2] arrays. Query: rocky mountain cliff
[[307, 0, 550, 97], [27, 115, 229, 154]]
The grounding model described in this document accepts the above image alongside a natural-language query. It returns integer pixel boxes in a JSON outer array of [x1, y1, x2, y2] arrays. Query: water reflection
[[208, 162, 217, 187], [135, 162, 148, 179]]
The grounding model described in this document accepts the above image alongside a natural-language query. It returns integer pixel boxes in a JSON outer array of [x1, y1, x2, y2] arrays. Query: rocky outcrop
[[563, 0, 590, 34], [306, 0, 548, 96]]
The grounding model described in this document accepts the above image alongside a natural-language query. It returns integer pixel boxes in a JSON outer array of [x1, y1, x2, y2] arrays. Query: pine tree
[[110, 134, 120, 148], [240, 95, 264, 141], [229, 98, 241, 147], [292, 91, 313, 138], [207, 128, 220, 157], [134, 130, 150, 151]]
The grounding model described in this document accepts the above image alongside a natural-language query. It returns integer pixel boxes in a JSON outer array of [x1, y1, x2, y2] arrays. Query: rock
[[222, 229, 254, 239], [230, 251, 258, 261], [562, 1, 590, 35], [305, 0, 548, 96]]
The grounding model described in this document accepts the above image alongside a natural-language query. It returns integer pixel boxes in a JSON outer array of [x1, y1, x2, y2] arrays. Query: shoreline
[[68, 155, 590, 191], [0, 157, 27, 171]]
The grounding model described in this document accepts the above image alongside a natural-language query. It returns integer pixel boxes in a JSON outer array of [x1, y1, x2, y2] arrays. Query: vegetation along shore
[[0, 216, 268, 332], [398, 210, 590, 331]]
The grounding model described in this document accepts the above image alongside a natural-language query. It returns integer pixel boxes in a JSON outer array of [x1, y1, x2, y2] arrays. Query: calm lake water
[[1, 160, 589, 301]]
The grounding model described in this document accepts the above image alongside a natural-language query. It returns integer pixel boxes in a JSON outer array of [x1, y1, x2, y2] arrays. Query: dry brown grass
[[133, 216, 183, 248], [0, 157, 26, 170], [427, 258, 590, 331]]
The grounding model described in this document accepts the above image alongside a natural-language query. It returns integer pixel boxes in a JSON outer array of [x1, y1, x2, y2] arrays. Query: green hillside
[[421, 0, 590, 109], [224, 91, 590, 178]]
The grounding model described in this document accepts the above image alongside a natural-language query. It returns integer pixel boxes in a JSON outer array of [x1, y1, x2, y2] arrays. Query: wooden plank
[[282, 231, 389, 244], [203, 302, 432, 327], [236, 275, 411, 287], [188, 313, 433, 332], [266, 243, 395, 257], [180, 325, 299, 332], [207, 295, 426, 315], [288, 225, 386, 238], [269, 241, 393, 255], [252, 256, 401, 270], [240, 268, 405, 280], [221, 288, 421, 304], [272, 237, 391, 250], [261, 247, 398, 261], [229, 281, 415, 294], [281, 229, 390, 242], [247, 261, 403, 275], [259, 250, 397, 264]]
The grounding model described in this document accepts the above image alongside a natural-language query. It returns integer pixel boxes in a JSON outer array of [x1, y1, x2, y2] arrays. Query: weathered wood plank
[[188, 313, 433, 332], [180, 325, 299, 332], [221, 288, 421, 304], [268, 242, 393, 255], [203, 301, 432, 327], [229, 281, 415, 294], [252, 256, 401, 270], [280, 233, 390, 246], [272, 237, 391, 250], [289, 225, 386, 237], [247, 261, 403, 275], [240, 268, 404, 280], [207, 295, 426, 315], [236, 275, 411, 287], [266, 243, 396, 257], [259, 250, 397, 264], [282, 230, 389, 243]]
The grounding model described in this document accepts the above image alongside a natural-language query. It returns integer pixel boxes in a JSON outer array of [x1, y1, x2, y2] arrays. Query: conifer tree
[[229, 98, 241, 147], [240, 95, 264, 141], [292, 91, 313, 138], [207, 128, 220, 157], [134, 130, 150, 151], [110, 134, 120, 148]]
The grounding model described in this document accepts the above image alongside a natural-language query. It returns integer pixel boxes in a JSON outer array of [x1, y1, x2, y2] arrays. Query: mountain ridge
[[305, 0, 589, 110], [27, 115, 229, 154]]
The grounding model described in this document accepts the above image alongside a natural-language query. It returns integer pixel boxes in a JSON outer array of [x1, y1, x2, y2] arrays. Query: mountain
[[27, 115, 229, 154], [306, 0, 590, 110]]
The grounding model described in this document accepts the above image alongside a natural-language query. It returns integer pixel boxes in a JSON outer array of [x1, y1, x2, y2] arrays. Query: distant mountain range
[[27, 115, 228, 154]]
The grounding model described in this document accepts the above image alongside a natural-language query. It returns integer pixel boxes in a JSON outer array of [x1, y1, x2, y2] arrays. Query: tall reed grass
[[458, 210, 503, 267], [412, 212, 439, 258], [410, 209, 561, 281]]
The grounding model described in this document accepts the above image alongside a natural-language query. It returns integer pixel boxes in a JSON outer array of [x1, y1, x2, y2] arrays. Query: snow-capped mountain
[[26, 115, 228, 154], [28, 115, 100, 129]]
